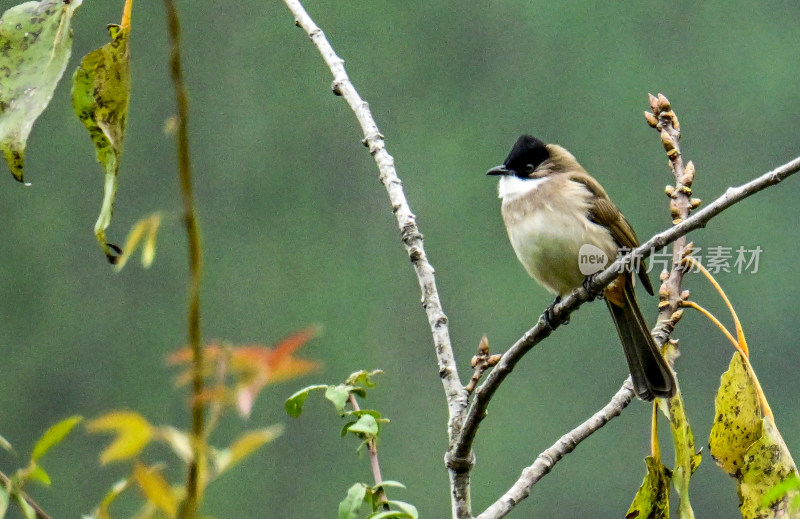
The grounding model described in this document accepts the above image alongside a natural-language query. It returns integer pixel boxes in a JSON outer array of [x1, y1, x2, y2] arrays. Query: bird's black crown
[[504, 135, 549, 176]]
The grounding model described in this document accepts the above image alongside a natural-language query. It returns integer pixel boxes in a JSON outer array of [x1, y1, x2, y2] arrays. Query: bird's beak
[[486, 165, 512, 176]]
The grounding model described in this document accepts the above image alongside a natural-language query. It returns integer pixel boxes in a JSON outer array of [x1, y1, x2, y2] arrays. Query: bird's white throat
[[497, 175, 550, 200]]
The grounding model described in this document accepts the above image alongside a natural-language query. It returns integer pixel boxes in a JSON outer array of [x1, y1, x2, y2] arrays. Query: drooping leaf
[[660, 388, 700, 519], [0, 485, 8, 519], [739, 416, 800, 518], [710, 352, 762, 477], [132, 462, 178, 518], [325, 384, 353, 415], [0, 0, 83, 182], [284, 384, 327, 418], [213, 425, 283, 476], [338, 483, 368, 519], [626, 456, 671, 519], [71, 4, 132, 263], [31, 415, 82, 462], [86, 411, 152, 464], [114, 212, 162, 271]]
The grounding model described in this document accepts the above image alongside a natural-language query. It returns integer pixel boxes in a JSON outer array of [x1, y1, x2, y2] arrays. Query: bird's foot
[[544, 296, 568, 328], [582, 274, 604, 301]]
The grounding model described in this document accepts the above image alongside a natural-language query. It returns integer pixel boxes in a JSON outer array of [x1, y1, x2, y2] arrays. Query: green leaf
[[71, 17, 131, 263], [346, 370, 382, 388], [762, 474, 800, 508], [0, 434, 11, 453], [13, 493, 36, 519], [285, 384, 327, 418], [25, 464, 50, 487], [659, 387, 700, 519], [367, 510, 414, 519], [374, 481, 406, 491], [95, 477, 132, 519], [347, 414, 379, 437], [626, 456, 671, 519], [0, 485, 8, 519], [325, 384, 353, 415], [0, 0, 83, 183], [338, 483, 368, 519], [31, 415, 82, 462], [739, 416, 800, 518], [386, 500, 418, 519], [709, 352, 762, 477]]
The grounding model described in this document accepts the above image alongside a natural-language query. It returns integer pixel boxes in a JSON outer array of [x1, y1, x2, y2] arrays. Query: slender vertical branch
[[348, 394, 390, 510], [163, 1, 204, 517]]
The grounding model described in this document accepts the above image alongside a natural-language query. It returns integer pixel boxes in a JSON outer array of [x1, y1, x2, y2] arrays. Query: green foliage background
[[1, 1, 799, 517]]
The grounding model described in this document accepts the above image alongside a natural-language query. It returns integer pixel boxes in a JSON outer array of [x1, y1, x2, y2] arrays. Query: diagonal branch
[[477, 379, 636, 519], [453, 152, 800, 467], [279, 3, 471, 511]]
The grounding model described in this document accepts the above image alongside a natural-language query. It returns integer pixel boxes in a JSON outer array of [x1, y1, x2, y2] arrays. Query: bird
[[486, 134, 675, 401]]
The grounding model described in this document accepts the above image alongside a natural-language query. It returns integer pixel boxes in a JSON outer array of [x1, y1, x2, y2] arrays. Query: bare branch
[[281, 1, 471, 514], [477, 380, 636, 519]]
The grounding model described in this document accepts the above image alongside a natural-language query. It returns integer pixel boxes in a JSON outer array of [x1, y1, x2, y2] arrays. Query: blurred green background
[[1, 0, 799, 517]]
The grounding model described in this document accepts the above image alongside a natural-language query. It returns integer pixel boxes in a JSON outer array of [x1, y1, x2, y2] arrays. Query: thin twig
[[163, 1, 205, 518], [477, 380, 636, 519], [280, 1, 471, 516], [0, 470, 53, 519], [348, 394, 390, 510]]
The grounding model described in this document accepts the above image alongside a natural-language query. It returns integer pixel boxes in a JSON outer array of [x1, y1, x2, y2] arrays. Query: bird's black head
[[486, 135, 550, 178]]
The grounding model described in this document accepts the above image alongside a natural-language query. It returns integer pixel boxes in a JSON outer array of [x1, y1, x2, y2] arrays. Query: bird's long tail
[[605, 278, 676, 401]]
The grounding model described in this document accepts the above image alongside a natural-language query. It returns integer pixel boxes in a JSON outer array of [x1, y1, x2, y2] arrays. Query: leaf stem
[[347, 394, 389, 510]]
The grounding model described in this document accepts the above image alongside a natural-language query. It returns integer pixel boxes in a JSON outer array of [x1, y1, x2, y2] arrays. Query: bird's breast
[[500, 179, 617, 296]]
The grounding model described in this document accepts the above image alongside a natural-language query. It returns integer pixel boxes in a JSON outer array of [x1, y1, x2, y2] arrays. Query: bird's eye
[[524, 163, 535, 174]]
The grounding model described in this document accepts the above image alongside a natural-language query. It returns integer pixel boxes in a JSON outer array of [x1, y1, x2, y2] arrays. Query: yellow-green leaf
[[660, 388, 700, 519], [0, 0, 82, 182], [71, 12, 132, 263], [214, 425, 283, 476], [709, 352, 762, 477], [95, 477, 132, 519], [31, 415, 82, 462], [626, 456, 671, 519], [114, 212, 162, 271], [132, 462, 178, 518], [87, 411, 152, 464], [739, 416, 800, 518], [26, 464, 50, 487]]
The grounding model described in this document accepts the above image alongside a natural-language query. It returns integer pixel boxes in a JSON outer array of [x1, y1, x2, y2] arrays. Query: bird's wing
[[569, 173, 654, 295]]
